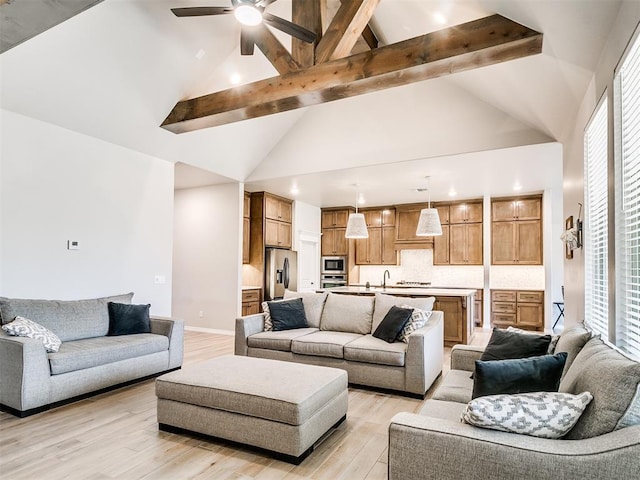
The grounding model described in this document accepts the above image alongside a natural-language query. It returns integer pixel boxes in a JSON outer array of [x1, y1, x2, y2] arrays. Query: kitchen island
[[318, 286, 476, 346]]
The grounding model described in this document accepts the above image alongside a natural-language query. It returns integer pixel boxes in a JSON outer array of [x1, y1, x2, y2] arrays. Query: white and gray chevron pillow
[[397, 305, 432, 343], [261, 302, 273, 331], [462, 391, 593, 439], [2, 316, 62, 352]]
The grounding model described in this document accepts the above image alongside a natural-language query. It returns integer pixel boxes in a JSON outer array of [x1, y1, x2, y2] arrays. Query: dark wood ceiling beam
[[292, 0, 326, 67], [252, 25, 300, 75], [315, 0, 380, 63], [161, 15, 543, 133]]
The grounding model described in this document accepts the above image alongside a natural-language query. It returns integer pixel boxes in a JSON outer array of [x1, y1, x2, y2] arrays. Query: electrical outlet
[[67, 240, 80, 250]]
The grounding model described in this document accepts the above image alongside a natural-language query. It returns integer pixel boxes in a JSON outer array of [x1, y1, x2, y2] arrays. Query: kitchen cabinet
[[242, 289, 261, 316], [265, 194, 292, 223], [321, 227, 348, 256], [450, 202, 483, 224], [395, 203, 433, 248], [474, 289, 483, 326], [243, 192, 251, 264], [491, 195, 542, 265], [434, 294, 475, 346], [322, 209, 349, 228], [449, 223, 482, 265], [265, 219, 292, 249], [491, 289, 544, 331], [433, 200, 483, 265], [355, 208, 398, 265]]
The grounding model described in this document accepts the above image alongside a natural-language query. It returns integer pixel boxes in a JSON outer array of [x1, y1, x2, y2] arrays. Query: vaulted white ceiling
[[0, 0, 623, 206]]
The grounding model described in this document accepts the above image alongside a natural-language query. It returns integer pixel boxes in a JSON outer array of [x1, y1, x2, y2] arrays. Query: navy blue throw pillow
[[268, 298, 308, 331], [107, 302, 151, 336], [472, 352, 568, 399], [373, 306, 413, 343]]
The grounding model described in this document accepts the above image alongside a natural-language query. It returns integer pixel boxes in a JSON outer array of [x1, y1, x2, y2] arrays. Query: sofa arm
[[388, 413, 640, 480], [450, 344, 485, 371], [234, 314, 266, 356], [0, 332, 51, 412], [404, 311, 444, 396], [150, 316, 184, 370]]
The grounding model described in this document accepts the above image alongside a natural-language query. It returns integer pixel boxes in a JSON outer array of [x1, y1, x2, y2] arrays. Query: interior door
[[298, 239, 319, 292]]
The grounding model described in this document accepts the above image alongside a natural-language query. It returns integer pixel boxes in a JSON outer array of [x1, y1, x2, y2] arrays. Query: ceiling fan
[[171, 0, 317, 56]]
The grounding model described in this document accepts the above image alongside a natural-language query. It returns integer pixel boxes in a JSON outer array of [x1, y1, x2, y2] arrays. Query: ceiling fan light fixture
[[234, 5, 262, 26]]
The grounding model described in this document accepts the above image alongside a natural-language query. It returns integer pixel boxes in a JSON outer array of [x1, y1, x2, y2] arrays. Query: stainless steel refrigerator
[[265, 248, 297, 300]]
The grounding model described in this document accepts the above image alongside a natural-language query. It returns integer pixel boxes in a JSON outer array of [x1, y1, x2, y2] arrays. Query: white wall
[[172, 183, 242, 331], [562, 1, 640, 327], [0, 110, 174, 314]]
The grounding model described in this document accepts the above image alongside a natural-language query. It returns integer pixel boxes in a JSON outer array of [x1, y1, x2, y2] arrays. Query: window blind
[[584, 98, 609, 340], [615, 31, 640, 359]]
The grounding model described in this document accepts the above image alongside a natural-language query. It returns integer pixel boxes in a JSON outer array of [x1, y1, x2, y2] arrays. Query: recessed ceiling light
[[448, 188, 457, 197], [290, 185, 299, 196], [230, 73, 242, 85], [514, 183, 523, 191], [433, 12, 447, 25], [358, 194, 365, 205]]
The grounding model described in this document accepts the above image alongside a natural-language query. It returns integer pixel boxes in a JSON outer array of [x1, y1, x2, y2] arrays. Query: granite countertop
[[318, 286, 476, 297], [241, 286, 262, 290]]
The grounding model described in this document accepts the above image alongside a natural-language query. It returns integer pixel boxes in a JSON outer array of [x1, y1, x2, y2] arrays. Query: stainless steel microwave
[[321, 256, 346, 274]]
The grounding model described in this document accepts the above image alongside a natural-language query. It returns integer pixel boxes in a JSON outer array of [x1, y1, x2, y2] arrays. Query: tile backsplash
[[490, 266, 545, 290]]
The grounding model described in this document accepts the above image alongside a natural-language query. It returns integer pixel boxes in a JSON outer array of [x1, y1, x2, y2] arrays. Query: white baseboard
[[185, 326, 234, 336]]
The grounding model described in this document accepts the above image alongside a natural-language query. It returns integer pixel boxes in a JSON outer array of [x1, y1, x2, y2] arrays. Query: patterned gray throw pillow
[[462, 391, 593, 439], [261, 301, 273, 331], [397, 305, 432, 343], [2, 316, 62, 352]]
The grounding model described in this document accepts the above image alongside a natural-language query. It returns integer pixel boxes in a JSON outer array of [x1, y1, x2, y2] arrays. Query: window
[[584, 98, 609, 340], [615, 31, 640, 359]]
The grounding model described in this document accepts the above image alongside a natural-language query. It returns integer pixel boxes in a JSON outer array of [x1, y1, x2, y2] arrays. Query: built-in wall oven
[[321, 256, 346, 274], [321, 274, 347, 289]]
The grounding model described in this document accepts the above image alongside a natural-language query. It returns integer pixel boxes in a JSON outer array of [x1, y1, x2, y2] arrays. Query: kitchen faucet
[[383, 270, 390, 289]]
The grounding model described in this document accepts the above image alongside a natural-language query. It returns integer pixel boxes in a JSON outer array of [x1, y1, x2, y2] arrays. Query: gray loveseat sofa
[[235, 291, 444, 397], [0, 293, 184, 417], [388, 324, 640, 479]]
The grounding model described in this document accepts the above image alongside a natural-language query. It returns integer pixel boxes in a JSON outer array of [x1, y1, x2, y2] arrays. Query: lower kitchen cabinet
[[434, 294, 475, 346], [242, 289, 261, 316], [491, 289, 544, 331], [474, 289, 483, 326]]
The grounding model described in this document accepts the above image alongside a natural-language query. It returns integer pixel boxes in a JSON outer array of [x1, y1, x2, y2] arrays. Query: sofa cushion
[[291, 331, 362, 358], [462, 391, 593, 439], [554, 322, 591, 377], [0, 293, 134, 342], [320, 293, 374, 335], [472, 353, 568, 399], [268, 298, 308, 331], [559, 336, 640, 439], [48, 333, 168, 375], [373, 306, 413, 343], [343, 334, 407, 367], [107, 302, 151, 336], [284, 290, 328, 328], [247, 327, 318, 352], [418, 399, 466, 422], [372, 293, 435, 332], [432, 369, 474, 403], [479, 328, 551, 364], [2, 316, 62, 352]]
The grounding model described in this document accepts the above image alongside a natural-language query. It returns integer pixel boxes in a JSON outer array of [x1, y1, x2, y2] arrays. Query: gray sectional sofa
[[388, 324, 640, 479], [0, 293, 184, 417], [235, 291, 444, 396]]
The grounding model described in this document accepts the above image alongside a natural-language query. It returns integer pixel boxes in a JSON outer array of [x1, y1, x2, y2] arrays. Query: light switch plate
[[67, 240, 80, 250]]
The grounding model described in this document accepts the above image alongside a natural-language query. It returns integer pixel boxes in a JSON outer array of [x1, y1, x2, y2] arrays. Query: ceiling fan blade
[[256, 0, 279, 7], [171, 7, 233, 17], [263, 13, 316, 44], [240, 27, 255, 55]]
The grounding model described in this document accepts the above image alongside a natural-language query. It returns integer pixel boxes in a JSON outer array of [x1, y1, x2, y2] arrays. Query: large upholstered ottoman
[[155, 355, 348, 463]]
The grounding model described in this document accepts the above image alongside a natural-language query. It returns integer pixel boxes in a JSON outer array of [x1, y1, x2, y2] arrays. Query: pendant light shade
[[415, 177, 442, 236], [345, 212, 369, 238], [345, 187, 369, 238], [416, 208, 443, 236]]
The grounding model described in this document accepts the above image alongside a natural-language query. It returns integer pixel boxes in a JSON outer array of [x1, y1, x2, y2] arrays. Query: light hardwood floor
[[0, 330, 490, 480]]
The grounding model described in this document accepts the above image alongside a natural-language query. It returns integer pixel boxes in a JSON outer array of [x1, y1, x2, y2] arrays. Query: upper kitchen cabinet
[[251, 192, 293, 250], [355, 208, 398, 265], [243, 192, 251, 264], [492, 197, 541, 221], [265, 194, 292, 223], [322, 209, 349, 228], [321, 227, 348, 256], [395, 203, 433, 248], [491, 195, 542, 265], [433, 200, 483, 266]]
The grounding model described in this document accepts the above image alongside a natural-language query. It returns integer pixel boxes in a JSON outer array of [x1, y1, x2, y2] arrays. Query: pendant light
[[416, 178, 442, 236], [345, 188, 369, 238]]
